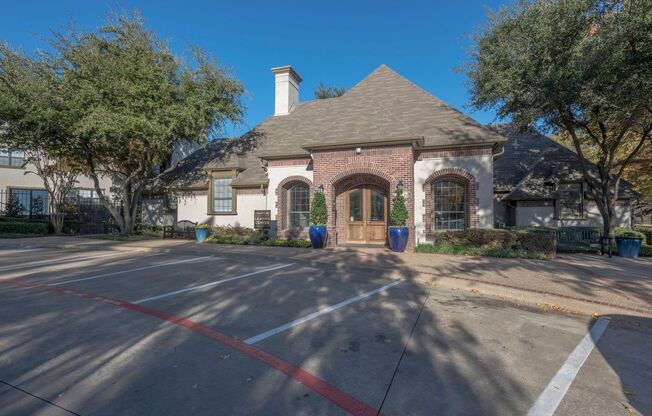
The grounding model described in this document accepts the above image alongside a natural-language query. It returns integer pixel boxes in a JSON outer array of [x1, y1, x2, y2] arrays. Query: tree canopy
[[314, 81, 346, 99], [1, 13, 245, 234], [464, 0, 652, 246]]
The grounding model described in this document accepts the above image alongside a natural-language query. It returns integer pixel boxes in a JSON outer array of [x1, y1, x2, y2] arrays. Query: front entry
[[344, 185, 387, 245]]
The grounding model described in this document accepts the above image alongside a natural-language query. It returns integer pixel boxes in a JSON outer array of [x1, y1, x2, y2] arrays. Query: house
[[491, 125, 636, 228], [150, 64, 637, 250], [151, 64, 507, 250]]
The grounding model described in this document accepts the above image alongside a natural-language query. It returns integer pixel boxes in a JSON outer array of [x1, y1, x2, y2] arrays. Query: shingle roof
[[492, 124, 639, 200], [156, 64, 506, 189]]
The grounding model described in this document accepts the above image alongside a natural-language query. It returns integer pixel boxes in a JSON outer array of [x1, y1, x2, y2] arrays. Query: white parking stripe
[[244, 279, 404, 345], [0, 252, 118, 273], [132, 263, 295, 304], [48, 255, 215, 286], [527, 317, 611, 416], [0, 248, 46, 256]]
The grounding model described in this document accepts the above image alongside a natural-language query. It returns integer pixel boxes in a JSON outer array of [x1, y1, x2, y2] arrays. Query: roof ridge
[[505, 144, 556, 199]]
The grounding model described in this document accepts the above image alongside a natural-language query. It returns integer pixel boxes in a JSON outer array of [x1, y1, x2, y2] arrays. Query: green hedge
[[203, 225, 312, 248], [423, 229, 556, 259], [0, 221, 49, 235], [0, 217, 79, 234], [204, 234, 311, 248]]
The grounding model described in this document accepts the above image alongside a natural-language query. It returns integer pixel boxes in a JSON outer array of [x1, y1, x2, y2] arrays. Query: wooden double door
[[344, 185, 388, 245]]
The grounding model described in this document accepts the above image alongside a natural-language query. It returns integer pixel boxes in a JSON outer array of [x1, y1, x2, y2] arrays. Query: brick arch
[[423, 168, 478, 238], [330, 164, 397, 189], [276, 176, 312, 236]]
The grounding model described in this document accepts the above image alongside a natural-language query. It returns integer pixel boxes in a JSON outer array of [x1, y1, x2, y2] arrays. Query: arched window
[[433, 179, 466, 230], [289, 184, 310, 229]]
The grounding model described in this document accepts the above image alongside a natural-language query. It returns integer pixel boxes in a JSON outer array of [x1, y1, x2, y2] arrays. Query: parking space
[[1, 246, 650, 415]]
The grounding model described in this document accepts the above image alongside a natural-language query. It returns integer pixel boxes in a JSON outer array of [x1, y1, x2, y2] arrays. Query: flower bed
[[203, 225, 312, 248]]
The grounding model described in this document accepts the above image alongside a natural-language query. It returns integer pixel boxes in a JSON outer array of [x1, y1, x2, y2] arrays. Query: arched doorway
[[344, 185, 388, 244], [332, 173, 392, 246]]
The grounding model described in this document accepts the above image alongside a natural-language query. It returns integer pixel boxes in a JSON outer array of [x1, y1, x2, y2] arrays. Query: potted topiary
[[309, 189, 328, 249], [195, 224, 210, 243], [388, 187, 409, 252], [614, 228, 644, 258]]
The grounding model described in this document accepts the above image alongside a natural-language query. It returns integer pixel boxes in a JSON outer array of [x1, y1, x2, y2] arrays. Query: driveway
[[0, 244, 650, 415]]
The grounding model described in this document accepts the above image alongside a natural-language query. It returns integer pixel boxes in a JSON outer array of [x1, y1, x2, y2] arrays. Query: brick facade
[[422, 168, 478, 241], [311, 144, 415, 250], [275, 175, 312, 239]]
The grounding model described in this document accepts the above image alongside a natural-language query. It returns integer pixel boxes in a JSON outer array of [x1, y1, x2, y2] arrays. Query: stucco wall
[[176, 190, 267, 228], [414, 153, 494, 244], [266, 164, 313, 236], [0, 165, 113, 194], [515, 201, 631, 228]]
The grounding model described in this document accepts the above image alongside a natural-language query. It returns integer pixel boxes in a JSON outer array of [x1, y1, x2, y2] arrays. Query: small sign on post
[[254, 210, 271, 230]]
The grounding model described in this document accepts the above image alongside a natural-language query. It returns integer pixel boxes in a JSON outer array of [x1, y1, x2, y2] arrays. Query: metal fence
[[0, 189, 119, 234], [553, 227, 603, 245]]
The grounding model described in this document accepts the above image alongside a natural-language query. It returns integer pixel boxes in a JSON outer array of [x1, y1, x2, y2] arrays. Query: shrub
[[425, 228, 556, 258], [390, 188, 408, 227], [310, 191, 327, 226], [204, 234, 311, 248], [0, 221, 49, 235], [416, 243, 550, 260], [640, 244, 652, 257], [614, 228, 646, 239]]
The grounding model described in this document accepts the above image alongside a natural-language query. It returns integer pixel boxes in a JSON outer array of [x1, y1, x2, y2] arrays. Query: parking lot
[[0, 246, 650, 416]]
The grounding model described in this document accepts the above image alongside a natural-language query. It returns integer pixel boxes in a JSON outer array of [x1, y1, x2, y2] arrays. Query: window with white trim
[[433, 179, 466, 231], [212, 177, 234, 213], [289, 184, 310, 229]]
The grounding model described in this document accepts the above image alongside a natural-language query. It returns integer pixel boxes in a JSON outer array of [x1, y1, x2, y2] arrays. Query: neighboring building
[[492, 125, 637, 228], [0, 149, 114, 217], [151, 64, 508, 250]]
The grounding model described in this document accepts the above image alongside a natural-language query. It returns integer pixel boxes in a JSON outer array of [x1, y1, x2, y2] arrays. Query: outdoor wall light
[[355, 147, 362, 154], [397, 180, 404, 191], [318, 184, 324, 193]]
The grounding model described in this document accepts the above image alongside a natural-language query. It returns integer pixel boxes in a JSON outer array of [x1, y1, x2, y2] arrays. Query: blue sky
[[1, 0, 508, 137]]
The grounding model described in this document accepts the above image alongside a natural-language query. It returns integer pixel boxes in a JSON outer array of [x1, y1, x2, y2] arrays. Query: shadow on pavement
[[0, 247, 537, 415]]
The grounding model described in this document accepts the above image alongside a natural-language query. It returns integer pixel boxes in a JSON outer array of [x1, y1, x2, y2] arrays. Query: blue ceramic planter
[[615, 237, 642, 258], [195, 228, 209, 243], [388, 227, 409, 252], [309, 225, 327, 249]]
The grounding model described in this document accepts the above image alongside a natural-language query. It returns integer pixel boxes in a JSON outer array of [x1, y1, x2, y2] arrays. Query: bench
[[554, 227, 603, 251], [163, 220, 197, 240]]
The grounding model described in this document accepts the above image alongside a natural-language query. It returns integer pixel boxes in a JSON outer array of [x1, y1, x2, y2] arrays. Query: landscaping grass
[[416, 242, 552, 260]]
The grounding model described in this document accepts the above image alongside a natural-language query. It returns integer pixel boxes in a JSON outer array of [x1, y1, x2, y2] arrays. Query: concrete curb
[[4, 238, 651, 318]]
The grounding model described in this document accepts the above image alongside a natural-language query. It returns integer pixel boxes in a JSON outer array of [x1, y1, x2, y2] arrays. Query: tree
[[25, 151, 80, 232], [1, 13, 245, 235], [390, 188, 408, 227], [3, 194, 24, 217], [309, 190, 327, 226], [553, 130, 652, 203], [0, 43, 80, 233], [314, 81, 346, 99], [463, 0, 652, 252]]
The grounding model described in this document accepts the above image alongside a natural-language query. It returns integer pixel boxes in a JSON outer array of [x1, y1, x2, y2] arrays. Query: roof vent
[[271, 66, 302, 116]]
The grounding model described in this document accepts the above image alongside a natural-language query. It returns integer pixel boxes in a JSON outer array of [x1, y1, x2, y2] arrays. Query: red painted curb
[[2, 279, 383, 416]]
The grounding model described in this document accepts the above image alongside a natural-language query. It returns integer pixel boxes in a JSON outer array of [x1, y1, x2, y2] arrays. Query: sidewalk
[[2, 235, 651, 317]]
